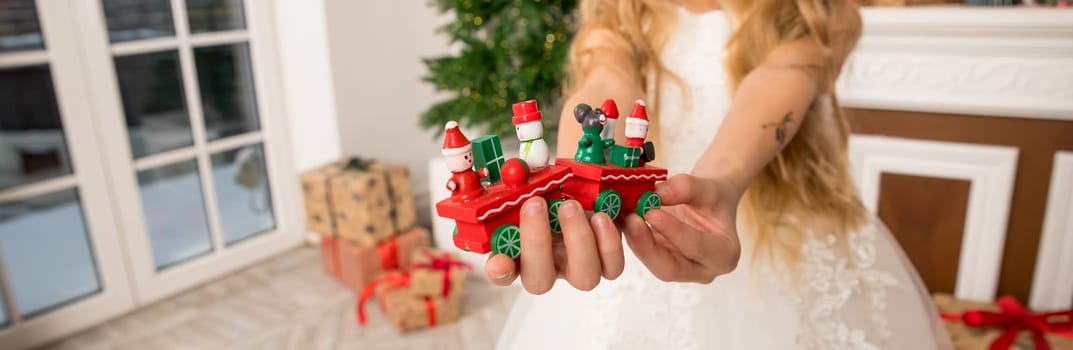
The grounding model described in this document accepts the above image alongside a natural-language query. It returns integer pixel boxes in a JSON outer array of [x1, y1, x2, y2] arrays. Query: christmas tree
[[420, 0, 579, 141]]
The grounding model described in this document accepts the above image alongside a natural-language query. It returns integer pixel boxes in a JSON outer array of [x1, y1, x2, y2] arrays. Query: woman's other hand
[[623, 173, 742, 283]]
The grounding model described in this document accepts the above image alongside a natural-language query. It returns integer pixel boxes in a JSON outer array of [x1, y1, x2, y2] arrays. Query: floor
[[38, 247, 520, 350]]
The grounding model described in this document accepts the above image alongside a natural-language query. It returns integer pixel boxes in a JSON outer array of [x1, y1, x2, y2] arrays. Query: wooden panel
[[877, 173, 971, 295], [849, 108, 1073, 302]]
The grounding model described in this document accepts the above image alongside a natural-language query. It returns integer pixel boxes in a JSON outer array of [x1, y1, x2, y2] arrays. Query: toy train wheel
[[492, 224, 522, 258], [595, 189, 622, 220], [637, 191, 661, 217], [548, 199, 564, 234]]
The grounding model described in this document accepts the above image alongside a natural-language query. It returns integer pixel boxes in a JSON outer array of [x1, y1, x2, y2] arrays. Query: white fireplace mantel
[[838, 7, 1073, 121]]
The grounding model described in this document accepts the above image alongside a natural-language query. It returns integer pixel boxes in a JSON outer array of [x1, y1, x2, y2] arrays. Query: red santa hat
[[511, 100, 542, 125], [442, 121, 472, 156], [601, 99, 619, 119], [627, 99, 649, 126]]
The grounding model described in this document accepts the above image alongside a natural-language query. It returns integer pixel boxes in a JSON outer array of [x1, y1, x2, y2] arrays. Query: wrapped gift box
[[331, 159, 416, 246], [337, 227, 430, 291], [407, 248, 469, 298], [320, 235, 341, 278], [300, 157, 417, 246], [366, 271, 462, 333], [300, 160, 347, 236], [934, 293, 1073, 350], [471, 135, 505, 185], [382, 293, 461, 333], [609, 144, 641, 167]]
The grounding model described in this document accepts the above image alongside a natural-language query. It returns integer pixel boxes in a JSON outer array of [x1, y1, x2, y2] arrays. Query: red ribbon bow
[[941, 296, 1073, 350], [411, 251, 472, 297], [376, 237, 400, 270], [357, 271, 410, 325]]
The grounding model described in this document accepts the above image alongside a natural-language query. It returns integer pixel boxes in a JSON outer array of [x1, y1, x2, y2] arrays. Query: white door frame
[[73, 0, 304, 305], [0, 2, 134, 349]]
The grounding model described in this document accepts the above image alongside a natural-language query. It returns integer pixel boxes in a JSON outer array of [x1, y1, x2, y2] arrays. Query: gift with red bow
[[408, 248, 471, 298], [356, 251, 469, 333], [324, 226, 431, 292], [934, 293, 1073, 350]]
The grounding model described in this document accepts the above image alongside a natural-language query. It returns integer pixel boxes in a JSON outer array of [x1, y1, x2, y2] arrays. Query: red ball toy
[[501, 158, 530, 188]]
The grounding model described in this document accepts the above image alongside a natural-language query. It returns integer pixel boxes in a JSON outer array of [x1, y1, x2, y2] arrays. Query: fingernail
[[494, 270, 512, 280], [523, 199, 544, 215], [594, 214, 611, 231], [559, 200, 580, 218]]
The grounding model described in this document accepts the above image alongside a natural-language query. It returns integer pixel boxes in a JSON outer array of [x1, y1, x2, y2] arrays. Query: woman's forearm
[[690, 63, 822, 198]]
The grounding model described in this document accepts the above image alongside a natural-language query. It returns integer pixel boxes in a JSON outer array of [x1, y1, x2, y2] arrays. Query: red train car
[[436, 164, 572, 258], [554, 158, 667, 226]]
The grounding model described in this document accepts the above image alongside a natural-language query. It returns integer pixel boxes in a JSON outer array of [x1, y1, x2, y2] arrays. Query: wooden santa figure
[[512, 100, 550, 169], [599, 99, 619, 142], [443, 121, 486, 201], [625, 99, 649, 148]]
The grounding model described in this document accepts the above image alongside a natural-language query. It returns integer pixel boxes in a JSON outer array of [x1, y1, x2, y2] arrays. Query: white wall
[[273, 0, 342, 172], [324, 1, 452, 227]]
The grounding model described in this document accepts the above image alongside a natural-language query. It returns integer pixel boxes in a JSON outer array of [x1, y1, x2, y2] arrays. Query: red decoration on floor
[[941, 295, 1073, 350]]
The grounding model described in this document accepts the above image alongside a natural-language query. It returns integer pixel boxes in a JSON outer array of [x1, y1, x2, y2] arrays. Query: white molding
[[838, 7, 1073, 121], [0, 50, 49, 69], [849, 135, 1018, 302], [1030, 152, 1073, 310]]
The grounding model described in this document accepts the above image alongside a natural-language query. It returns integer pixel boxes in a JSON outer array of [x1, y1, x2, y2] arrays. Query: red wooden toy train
[[435, 99, 666, 258]]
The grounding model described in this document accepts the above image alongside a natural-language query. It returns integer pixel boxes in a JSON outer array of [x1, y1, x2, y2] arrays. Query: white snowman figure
[[511, 100, 550, 169]]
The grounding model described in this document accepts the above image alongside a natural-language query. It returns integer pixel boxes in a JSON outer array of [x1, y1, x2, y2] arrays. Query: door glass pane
[[102, 0, 175, 43], [187, 0, 246, 34], [0, 189, 101, 318], [114, 50, 192, 158], [0, 65, 73, 191], [137, 160, 213, 270], [195, 44, 258, 141], [0, 0, 44, 52], [211, 144, 274, 245]]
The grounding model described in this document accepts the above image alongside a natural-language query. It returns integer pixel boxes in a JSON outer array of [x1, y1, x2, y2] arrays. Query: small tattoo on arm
[[763, 113, 793, 146]]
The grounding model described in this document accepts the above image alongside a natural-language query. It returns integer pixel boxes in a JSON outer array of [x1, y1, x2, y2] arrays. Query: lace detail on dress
[[586, 257, 702, 350], [779, 220, 901, 349]]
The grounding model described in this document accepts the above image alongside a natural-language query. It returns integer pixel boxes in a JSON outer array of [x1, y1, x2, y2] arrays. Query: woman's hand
[[483, 197, 625, 294], [623, 173, 742, 283]]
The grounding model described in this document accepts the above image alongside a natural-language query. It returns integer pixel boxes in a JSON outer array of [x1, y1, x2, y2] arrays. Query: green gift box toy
[[471, 135, 506, 185], [609, 144, 642, 168]]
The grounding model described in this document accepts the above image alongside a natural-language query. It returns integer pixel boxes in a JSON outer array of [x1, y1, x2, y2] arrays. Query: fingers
[[655, 174, 699, 206], [518, 197, 556, 294], [644, 209, 710, 261], [622, 213, 679, 281], [590, 212, 624, 280], [557, 200, 602, 291], [484, 254, 516, 286]]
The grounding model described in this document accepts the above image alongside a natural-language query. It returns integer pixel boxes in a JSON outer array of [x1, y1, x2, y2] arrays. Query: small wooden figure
[[599, 99, 619, 142], [573, 103, 615, 164], [442, 121, 487, 202], [624, 99, 656, 166], [625, 99, 649, 148], [512, 100, 550, 170]]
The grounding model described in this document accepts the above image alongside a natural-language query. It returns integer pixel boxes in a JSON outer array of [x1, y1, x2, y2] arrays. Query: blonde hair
[[568, 0, 867, 267]]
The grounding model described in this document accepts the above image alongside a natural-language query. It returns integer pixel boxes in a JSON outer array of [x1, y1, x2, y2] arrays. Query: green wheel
[[491, 224, 522, 258], [548, 199, 565, 234], [595, 190, 623, 220], [636, 191, 661, 217]]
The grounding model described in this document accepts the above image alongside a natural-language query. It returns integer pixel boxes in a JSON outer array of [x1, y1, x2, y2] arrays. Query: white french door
[[0, 0, 302, 348]]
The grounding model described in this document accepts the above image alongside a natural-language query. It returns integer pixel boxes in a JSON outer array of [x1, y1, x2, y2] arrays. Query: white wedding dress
[[496, 8, 953, 350]]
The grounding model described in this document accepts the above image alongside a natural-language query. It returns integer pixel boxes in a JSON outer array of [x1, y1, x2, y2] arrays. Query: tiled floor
[[38, 247, 519, 350]]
